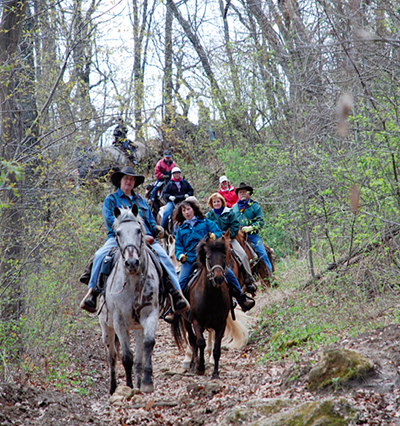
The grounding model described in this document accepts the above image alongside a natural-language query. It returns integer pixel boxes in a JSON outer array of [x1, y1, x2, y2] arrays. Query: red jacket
[[218, 186, 239, 208], [154, 158, 176, 180]]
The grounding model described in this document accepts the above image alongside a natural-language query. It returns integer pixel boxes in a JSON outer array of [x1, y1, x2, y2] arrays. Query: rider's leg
[[151, 241, 189, 313], [80, 237, 117, 312], [160, 201, 174, 228], [231, 239, 257, 292], [149, 180, 161, 201], [225, 268, 255, 312], [247, 233, 273, 273], [179, 261, 194, 292]]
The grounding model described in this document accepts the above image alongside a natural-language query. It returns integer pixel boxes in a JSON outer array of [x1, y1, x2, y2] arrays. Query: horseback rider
[[173, 199, 255, 312], [231, 182, 273, 274], [112, 117, 137, 164], [218, 175, 239, 208], [206, 193, 257, 293], [80, 166, 189, 315], [149, 150, 176, 202], [161, 167, 194, 229]]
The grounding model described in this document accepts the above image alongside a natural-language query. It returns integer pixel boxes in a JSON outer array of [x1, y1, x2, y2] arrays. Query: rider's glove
[[163, 172, 170, 179], [169, 196, 176, 202], [155, 225, 164, 239], [242, 226, 254, 233], [209, 233, 216, 241], [184, 194, 189, 199], [179, 254, 187, 263]]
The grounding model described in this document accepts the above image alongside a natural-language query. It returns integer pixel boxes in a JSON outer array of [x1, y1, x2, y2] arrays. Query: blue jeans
[[88, 237, 180, 292], [149, 180, 163, 201], [179, 261, 242, 293], [161, 201, 175, 228], [247, 233, 273, 273]]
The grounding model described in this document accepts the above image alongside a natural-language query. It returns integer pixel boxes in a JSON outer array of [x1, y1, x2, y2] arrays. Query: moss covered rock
[[223, 398, 359, 425], [308, 348, 374, 391]]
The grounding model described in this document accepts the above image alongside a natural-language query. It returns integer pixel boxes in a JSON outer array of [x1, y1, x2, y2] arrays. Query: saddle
[[182, 265, 202, 298]]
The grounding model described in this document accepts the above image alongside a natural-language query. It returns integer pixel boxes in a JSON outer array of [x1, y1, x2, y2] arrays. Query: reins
[[108, 217, 149, 301]]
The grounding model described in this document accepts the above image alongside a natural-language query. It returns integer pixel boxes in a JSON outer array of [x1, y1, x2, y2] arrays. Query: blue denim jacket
[[102, 188, 157, 239], [175, 218, 222, 263]]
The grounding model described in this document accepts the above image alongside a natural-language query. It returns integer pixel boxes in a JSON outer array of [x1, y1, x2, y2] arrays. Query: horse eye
[[136, 229, 141, 235], [116, 230, 121, 237]]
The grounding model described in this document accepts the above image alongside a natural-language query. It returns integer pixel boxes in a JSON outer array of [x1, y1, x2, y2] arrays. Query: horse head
[[197, 234, 230, 287], [113, 205, 146, 275]]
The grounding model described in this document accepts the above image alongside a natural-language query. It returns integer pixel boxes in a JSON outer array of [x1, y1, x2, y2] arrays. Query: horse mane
[[113, 206, 145, 232], [196, 236, 231, 266]]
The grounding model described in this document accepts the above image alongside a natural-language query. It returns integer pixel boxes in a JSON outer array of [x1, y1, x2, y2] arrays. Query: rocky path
[[1, 295, 400, 425]]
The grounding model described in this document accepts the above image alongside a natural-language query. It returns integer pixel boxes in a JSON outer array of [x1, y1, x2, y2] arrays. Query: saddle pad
[[146, 246, 163, 281]]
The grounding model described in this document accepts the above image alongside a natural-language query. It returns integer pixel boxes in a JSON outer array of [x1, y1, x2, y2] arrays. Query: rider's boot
[[243, 275, 257, 294], [230, 286, 255, 312], [80, 288, 100, 313], [240, 265, 257, 293], [170, 288, 190, 314]]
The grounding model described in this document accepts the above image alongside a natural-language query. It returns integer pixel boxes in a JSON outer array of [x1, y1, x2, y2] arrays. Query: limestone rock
[[308, 348, 374, 391]]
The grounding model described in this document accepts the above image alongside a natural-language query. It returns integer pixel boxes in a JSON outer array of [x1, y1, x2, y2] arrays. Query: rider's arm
[[154, 160, 164, 180], [228, 211, 240, 239], [250, 202, 265, 232], [186, 181, 194, 196], [102, 194, 118, 236], [206, 219, 223, 239], [163, 181, 172, 201], [174, 229, 185, 259]]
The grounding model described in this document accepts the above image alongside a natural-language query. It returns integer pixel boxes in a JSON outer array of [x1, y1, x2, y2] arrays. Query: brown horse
[[235, 231, 275, 288], [172, 234, 233, 379]]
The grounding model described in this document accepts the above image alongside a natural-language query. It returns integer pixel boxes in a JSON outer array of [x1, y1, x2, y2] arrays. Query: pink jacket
[[154, 158, 176, 180]]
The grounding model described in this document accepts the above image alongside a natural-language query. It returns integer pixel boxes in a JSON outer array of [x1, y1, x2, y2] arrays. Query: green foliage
[[0, 159, 23, 207], [253, 250, 400, 363]]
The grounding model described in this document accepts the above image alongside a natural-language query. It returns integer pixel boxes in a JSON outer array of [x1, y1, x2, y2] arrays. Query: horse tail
[[171, 314, 187, 351], [222, 310, 249, 349]]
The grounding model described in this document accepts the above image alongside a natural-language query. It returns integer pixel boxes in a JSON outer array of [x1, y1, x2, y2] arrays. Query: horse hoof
[[182, 361, 191, 370], [141, 383, 154, 393], [212, 373, 220, 380]]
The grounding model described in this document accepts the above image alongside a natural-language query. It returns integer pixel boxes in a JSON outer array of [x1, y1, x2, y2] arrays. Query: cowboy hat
[[111, 166, 145, 189], [235, 182, 253, 195]]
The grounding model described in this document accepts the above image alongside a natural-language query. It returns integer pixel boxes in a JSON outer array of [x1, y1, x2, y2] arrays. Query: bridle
[[205, 255, 227, 287], [115, 218, 143, 263]]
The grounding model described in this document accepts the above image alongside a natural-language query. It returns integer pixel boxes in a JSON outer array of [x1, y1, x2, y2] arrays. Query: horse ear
[[131, 204, 139, 217], [114, 206, 121, 218], [224, 229, 230, 239], [168, 234, 174, 245]]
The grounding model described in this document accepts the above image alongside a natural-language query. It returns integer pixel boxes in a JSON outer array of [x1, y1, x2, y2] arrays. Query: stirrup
[[245, 282, 258, 293], [162, 307, 175, 324]]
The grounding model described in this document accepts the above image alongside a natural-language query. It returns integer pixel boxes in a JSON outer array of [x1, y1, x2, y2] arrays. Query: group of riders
[[79, 149, 274, 322]]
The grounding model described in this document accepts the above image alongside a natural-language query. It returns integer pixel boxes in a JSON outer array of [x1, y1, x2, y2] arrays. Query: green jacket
[[231, 200, 264, 234], [206, 207, 240, 238]]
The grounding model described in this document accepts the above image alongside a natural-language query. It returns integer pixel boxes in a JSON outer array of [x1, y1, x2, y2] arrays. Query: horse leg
[[134, 329, 144, 390], [182, 343, 192, 370], [192, 320, 206, 375], [184, 320, 198, 373], [101, 324, 118, 395], [205, 330, 214, 365], [139, 311, 158, 393], [115, 326, 134, 389], [212, 324, 227, 379]]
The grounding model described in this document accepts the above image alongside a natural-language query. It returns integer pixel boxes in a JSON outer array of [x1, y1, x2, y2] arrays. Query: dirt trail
[[1, 294, 400, 425]]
